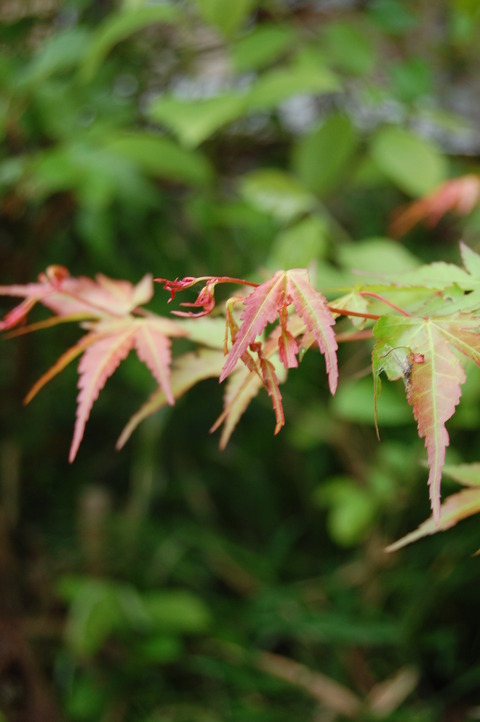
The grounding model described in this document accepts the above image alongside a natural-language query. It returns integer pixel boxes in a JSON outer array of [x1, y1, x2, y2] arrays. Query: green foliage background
[[1, 1, 480, 720]]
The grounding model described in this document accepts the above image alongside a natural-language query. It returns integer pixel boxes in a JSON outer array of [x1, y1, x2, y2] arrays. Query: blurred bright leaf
[[80, 5, 181, 82], [239, 169, 316, 222], [389, 57, 433, 104], [231, 24, 295, 72], [331, 378, 412, 426], [314, 476, 378, 546], [195, 0, 256, 36], [147, 93, 247, 148], [292, 115, 357, 196], [105, 132, 213, 185], [371, 126, 448, 196], [369, 0, 418, 34], [337, 237, 421, 274], [321, 22, 376, 76], [19, 28, 90, 87], [246, 54, 339, 112], [144, 590, 212, 634], [268, 215, 329, 269]]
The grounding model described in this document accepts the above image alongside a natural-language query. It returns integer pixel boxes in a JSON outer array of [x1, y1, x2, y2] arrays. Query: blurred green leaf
[[29, 142, 144, 208], [443, 462, 480, 486], [195, 0, 256, 36], [371, 126, 448, 196], [136, 635, 183, 664], [321, 22, 376, 76], [389, 57, 433, 104], [292, 115, 357, 196], [231, 24, 295, 72], [19, 28, 90, 87], [239, 169, 316, 222], [147, 93, 247, 148], [337, 237, 421, 274], [369, 0, 418, 34], [80, 5, 181, 82], [246, 54, 339, 112], [105, 132, 213, 185], [314, 476, 377, 546], [144, 590, 212, 634], [66, 673, 108, 721], [268, 215, 328, 269], [58, 578, 126, 656], [331, 377, 412, 426]]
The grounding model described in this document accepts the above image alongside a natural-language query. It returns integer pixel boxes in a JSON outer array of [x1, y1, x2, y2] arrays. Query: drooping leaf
[[443, 462, 480, 487], [219, 271, 288, 381], [133, 318, 186, 401], [373, 313, 480, 521], [70, 324, 137, 462], [211, 339, 289, 448], [286, 269, 338, 394], [117, 349, 226, 450], [68, 316, 186, 461], [211, 363, 266, 450], [260, 357, 285, 435], [386, 488, 480, 552]]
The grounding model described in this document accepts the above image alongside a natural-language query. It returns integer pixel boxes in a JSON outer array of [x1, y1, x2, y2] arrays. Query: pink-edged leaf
[[212, 330, 289, 448], [373, 314, 480, 522], [386, 487, 480, 552], [0, 298, 38, 330], [70, 327, 136, 462], [286, 269, 338, 393], [132, 318, 186, 406], [211, 365, 265, 450], [24, 332, 100, 404], [278, 326, 299, 368], [406, 331, 465, 523], [0, 267, 154, 329], [220, 271, 287, 382], [117, 349, 226, 450], [260, 357, 285, 435]]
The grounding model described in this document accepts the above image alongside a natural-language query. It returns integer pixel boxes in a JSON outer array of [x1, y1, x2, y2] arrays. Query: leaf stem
[[358, 291, 411, 316], [328, 305, 380, 320]]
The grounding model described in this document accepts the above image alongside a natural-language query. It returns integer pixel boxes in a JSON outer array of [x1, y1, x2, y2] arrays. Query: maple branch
[[358, 292, 411, 317]]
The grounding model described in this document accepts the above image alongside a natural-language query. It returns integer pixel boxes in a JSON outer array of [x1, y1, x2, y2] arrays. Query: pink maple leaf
[[219, 269, 338, 394]]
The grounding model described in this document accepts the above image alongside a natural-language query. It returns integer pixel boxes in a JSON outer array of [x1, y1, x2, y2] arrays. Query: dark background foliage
[[1, 1, 480, 720]]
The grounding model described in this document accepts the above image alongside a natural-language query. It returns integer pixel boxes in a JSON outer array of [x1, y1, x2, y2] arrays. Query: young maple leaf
[[373, 313, 480, 522], [21, 314, 185, 463], [116, 348, 227, 450], [220, 269, 338, 393], [0, 266, 153, 329], [387, 463, 480, 551], [0, 268, 186, 462]]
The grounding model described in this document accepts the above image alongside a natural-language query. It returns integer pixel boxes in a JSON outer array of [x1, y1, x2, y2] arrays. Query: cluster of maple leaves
[[2, 238, 480, 547]]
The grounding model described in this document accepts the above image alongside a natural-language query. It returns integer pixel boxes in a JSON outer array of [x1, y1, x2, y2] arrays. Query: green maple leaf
[[373, 313, 480, 522]]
